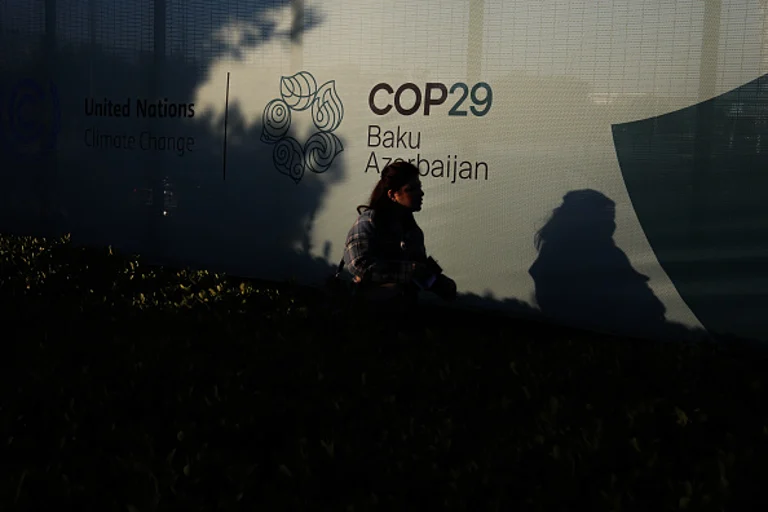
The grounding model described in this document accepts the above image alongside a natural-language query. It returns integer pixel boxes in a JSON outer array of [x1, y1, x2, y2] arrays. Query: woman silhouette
[[529, 189, 667, 336], [342, 161, 457, 310]]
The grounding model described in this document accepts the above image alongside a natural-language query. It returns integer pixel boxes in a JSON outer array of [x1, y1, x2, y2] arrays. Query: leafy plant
[[2, 233, 768, 511]]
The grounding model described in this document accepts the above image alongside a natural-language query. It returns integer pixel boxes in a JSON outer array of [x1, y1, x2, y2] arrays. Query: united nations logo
[[260, 71, 344, 184], [0, 78, 61, 158]]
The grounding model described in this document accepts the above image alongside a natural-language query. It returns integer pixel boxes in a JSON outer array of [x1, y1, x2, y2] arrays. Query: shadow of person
[[528, 189, 667, 338]]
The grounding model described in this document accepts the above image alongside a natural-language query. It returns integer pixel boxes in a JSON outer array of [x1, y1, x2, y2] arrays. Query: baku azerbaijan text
[[365, 124, 489, 183]]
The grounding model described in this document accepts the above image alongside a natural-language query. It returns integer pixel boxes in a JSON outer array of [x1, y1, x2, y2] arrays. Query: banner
[[1, 0, 766, 342]]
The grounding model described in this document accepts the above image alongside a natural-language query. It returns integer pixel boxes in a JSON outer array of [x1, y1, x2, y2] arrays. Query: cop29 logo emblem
[[0, 78, 61, 158], [260, 71, 344, 184]]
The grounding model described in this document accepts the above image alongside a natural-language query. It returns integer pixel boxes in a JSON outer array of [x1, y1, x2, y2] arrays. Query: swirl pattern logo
[[261, 71, 344, 184], [0, 78, 61, 158]]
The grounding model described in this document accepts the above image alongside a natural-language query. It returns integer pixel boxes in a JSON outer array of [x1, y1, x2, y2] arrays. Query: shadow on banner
[[452, 189, 709, 344], [0, 0, 344, 285], [528, 189, 668, 339]]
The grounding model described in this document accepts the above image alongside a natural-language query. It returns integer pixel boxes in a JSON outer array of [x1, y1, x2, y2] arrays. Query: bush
[[2, 233, 767, 511]]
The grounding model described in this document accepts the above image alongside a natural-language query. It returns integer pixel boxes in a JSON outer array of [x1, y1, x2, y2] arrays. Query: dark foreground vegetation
[[2, 233, 767, 511]]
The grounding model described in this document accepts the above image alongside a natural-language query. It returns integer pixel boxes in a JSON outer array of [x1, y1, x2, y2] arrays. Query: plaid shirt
[[343, 208, 427, 285]]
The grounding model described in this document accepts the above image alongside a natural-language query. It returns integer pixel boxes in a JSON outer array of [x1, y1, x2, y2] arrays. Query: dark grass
[[2, 233, 768, 511]]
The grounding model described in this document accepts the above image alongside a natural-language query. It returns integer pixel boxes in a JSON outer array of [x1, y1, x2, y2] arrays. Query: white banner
[[1, 0, 766, 341]]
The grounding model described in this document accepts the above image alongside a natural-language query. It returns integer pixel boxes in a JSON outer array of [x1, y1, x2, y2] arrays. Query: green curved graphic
[[612, 74, 768, 342]]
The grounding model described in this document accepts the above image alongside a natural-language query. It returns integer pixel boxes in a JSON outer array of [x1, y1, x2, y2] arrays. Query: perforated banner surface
[[1, 0, 766, 341]]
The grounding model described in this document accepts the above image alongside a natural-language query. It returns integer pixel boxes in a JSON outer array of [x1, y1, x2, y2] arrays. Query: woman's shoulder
[[347, 206, 377, 238], [356, 205, 374, 217], [354, 206, 376, 225]]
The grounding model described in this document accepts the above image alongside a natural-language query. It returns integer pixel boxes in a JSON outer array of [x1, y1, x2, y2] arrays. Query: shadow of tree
[[0, 0, 342, 285]]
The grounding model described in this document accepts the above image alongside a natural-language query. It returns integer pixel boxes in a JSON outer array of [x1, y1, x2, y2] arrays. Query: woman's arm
[[430, 274, 457, 301], [414, 229, 456, 300], [344, 214, 418, 284]]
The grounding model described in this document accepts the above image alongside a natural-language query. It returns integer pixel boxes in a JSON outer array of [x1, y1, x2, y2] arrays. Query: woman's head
[[366, 161, 424, 214], [535, 189, 616, 250]]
